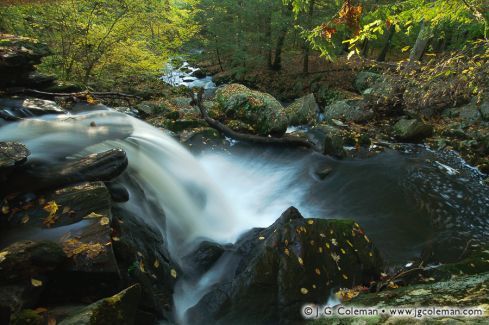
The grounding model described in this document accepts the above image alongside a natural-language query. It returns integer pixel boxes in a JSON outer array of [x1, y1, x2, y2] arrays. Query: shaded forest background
[[0, 0, 487, 95]]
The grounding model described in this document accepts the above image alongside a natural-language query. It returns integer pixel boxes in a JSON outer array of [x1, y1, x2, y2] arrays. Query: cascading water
[[1, 108, 488, 324]]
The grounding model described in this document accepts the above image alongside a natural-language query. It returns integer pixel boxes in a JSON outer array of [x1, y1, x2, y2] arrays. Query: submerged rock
[[187, 207, 383, 325], [59, 284, 141, 325], [285, 93, 319, 126], [393, 119, 433, 142], [215, 84, 288, 136]]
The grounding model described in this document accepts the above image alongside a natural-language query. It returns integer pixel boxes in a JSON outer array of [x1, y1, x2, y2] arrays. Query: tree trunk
[[264, 11, 273, 69], [377, 24, 395, 62], [409, 20, 432, 63], [272, 27, 287, 70], [302, 0, 315, 73]]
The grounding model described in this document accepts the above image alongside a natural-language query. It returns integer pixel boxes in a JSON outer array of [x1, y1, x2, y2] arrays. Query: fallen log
[[1, 149, 128, 196], [191, 90, 314, 149], [7, 88, 142, 101]]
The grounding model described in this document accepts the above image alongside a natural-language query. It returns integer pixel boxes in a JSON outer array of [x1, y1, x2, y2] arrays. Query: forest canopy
[[0, 0, 487, 87]]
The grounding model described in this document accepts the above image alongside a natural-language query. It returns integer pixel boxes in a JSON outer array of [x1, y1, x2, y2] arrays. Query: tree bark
[[377, 24, 395, 62], [409, 20, 432, 63]]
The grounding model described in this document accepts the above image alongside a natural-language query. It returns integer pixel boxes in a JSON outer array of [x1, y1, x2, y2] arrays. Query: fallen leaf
[[300, 287, 309, 295], [1, 205, 9, 214], [62, 206, 71, 214], [307, 220, 314, 225], [84, 212, 104, 219], [284, 248, 290, 256], [298, 257, 304, 266], [154, 259, 160, 268], [99, 217, 110, 226], [331, 238, 338, 246], [31, 278, 43, 287], [342, 274, 349, 280], [171, 269, 177, 278], [341, 248, 346, 254], [21, 214, 29, 224], [139, 260, 145, 273], [0, 251, 8, 263], [112, 237, 120, 241], [258, 236, 265, 240], [315, 268, 321, 275], [43, 201, 59, 215]]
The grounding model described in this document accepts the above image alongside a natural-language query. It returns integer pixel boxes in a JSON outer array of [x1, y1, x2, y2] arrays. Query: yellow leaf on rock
[[21, 214, 29, 224], [0, 251, 8, 263], [258, 236, 265, 240], [300, 288, 309, 295], [84, 212, 104, 219], [171, 269, 177, 278], [284, 248, 290, 256], [298, 257, 304, 266], [43, 201, 59, 215], [154, 259, 160, 268], [31, 278, 43, 287], [342, 274, 349, 280], [1, 205, 9, 214], [139, 260, 145, 273], [315, 268, 321, 275], [307, 220, 314, 225], [99, 217, 110, 226]]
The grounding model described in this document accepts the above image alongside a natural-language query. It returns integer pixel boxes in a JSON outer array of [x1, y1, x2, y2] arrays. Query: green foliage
[[0, 0, 199, 88]]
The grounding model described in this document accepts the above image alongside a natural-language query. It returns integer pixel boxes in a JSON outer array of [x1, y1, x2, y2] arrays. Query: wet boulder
[[182, 240, 232, 275], [304, 125, 356, 157], [111, 204, 178, 319], [59, 284, 141, 325], [285, 93, 318, 126], [215, 84, 288, 136], [187, 207, 383, 325], [393, 119, 433, 142], [0, 240, 67, 284], [323, 99, 374, 123]]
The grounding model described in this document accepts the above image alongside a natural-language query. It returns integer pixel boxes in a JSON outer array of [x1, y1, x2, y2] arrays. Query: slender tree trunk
[[409, 20, 432, 63], [272, 28, 287, 70], [377, 24, 395, 62], [302, 0, 315, 74], [360, 39, 369, 58], [265, 11, 273, 69]]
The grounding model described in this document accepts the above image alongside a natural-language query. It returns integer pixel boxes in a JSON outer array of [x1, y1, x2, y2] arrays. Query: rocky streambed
[[0, 35, 488, 325]]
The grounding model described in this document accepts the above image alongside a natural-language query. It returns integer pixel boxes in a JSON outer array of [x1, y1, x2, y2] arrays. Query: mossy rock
[[162, 119, 207, 133], [393, 119, 433, 142], [59, 284, 142, 325], [215, 84, 288, 136], [285, 93, 318, 126]]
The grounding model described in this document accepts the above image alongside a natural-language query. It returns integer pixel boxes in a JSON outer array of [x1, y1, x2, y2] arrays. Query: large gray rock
[[0, 142, 29, 170], [59, 284, 142, 325], [393, 119, 433, 142], [443, 103, 481, 126], [285, 93, 318, 126], [354, 71, 383, 93], [323, 99, 374, 123], [187, 207, 383, 325], [215, 84, 288, 136], [363, 76, 405, 115]]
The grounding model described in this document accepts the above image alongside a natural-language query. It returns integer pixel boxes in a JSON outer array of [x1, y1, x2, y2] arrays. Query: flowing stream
[[1, 108, 488, 323]]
